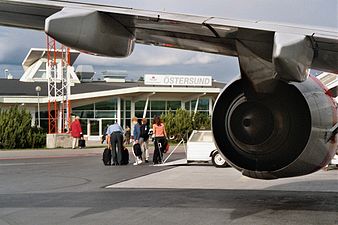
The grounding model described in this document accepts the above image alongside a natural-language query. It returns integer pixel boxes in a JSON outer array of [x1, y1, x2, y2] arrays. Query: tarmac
[[0, 147, 337, 225], [0, 148, 104, 160], [107, 165, 338, 192]]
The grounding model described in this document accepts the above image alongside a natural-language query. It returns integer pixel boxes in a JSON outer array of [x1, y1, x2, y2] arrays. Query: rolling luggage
[[121, 147, 130, 165], [102, 148, 112, 166], [78, 139, 86, 148]]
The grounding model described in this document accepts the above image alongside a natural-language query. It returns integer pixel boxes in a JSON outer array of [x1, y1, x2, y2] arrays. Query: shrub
[[0, 107, 46, 149], [192, 112, 211, 130], [161, 109, 211, 141]]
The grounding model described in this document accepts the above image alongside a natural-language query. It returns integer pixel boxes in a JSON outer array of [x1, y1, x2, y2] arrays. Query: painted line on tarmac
[[0, 162, 65, 166], [0, 153, 101, 161]]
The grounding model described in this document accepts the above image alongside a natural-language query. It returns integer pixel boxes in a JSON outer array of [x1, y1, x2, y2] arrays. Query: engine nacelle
[[45, 8, 135, 57], [212, 77, 337, 179]]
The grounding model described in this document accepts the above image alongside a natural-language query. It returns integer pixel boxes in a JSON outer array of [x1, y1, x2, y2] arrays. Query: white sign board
[[144, 74, 213, 87]]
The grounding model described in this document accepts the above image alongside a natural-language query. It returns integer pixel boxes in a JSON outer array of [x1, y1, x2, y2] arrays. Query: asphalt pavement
[[0, 148, 337, 225]]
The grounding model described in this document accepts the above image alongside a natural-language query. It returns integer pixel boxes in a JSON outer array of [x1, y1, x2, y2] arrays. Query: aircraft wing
[[0, 0, 337, 76]]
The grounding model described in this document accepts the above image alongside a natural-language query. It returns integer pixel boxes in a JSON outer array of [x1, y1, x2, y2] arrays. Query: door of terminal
[[88, 119, 101, 141]]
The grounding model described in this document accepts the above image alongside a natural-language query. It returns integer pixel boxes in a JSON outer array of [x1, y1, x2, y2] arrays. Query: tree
[[0, 107, 46, 149], [138, 76, 144, 81], [161, 109, 211, 141], [192, 112, 211, 130]]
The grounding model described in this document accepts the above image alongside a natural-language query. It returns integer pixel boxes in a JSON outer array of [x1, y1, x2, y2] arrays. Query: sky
[[0, 0, 337, 82]]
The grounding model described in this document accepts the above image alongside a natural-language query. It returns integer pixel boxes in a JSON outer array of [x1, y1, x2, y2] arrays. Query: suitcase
[[102, 148, 112, 166], [121, 148, 130, 165], [78, 139, 86, 148]]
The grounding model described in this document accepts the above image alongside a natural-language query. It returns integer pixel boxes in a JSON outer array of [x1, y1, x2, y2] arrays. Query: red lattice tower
[[47, 36, 57, 134], [60, 45, 72, 133], [46, 35, 72, 134]]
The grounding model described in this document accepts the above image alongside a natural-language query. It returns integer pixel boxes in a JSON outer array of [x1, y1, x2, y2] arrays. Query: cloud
[[77, 45, 226, 67], [0, 27, 45, 64], [77, 47, 192, 67], [77, 46, 185, 66], [184, 54, 222, 65]]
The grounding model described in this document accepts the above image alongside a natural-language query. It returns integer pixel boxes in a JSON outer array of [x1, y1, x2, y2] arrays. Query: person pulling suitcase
[[152, 115, 167, 164]]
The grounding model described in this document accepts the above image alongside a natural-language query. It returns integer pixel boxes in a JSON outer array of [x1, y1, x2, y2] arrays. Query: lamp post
[[35, 86, 41, 128], [4, 69, 8, 78]]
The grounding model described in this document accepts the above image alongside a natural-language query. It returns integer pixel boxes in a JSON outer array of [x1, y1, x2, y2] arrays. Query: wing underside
[[0, 0, 337, 73]]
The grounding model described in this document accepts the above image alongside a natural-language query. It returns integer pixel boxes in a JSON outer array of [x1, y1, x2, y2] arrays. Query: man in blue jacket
[[132, 117, 142, 165]]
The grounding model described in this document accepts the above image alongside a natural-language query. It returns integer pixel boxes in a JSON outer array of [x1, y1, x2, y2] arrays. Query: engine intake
[[212, 77, 337, 179]]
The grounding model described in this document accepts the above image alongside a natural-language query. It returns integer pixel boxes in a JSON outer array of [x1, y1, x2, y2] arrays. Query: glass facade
[[72, 99, 118, 119], [122, 99, 131, 129], [184, 98, 210, 115], [72, 99, 118, 135], [135, 100, 184, 121], [167, 101, 181, 111], [35, 97, 211, 136]]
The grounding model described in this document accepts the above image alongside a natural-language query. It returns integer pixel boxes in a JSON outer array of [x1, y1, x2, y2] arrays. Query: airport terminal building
[[0, 49, 225, 141]]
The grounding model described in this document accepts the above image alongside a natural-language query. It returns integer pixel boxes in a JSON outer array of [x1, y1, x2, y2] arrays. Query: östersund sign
[[144, 74, 212, 86]]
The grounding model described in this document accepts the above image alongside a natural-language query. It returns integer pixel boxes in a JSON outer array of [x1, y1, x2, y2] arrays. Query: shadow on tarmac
[[0, 180, 336, 220]]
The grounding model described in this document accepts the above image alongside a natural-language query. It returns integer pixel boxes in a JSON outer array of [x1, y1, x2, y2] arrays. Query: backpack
[[102, 148, 111, 166], [133, 143, 142, 157]]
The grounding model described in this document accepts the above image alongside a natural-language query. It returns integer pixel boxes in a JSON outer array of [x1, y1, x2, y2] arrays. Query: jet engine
[[212, 76, 338, 179], [45, 8, 135, 57]]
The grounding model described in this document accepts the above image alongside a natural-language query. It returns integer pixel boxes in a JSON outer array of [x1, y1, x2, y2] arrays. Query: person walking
[[124, 126, 131, 145], [106, 121, 124, 165], [139, 118, 150, 163], [69, 116, 83, 149], [152, 115, 167, 164], [132, 117, 142, 165]]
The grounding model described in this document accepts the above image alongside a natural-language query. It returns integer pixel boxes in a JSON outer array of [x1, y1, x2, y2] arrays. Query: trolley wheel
[[211, 151, 228, 168]]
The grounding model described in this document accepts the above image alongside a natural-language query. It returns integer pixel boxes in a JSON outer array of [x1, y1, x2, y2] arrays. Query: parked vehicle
[[210, 149, 228, 168], [186, 130, 228, 168]]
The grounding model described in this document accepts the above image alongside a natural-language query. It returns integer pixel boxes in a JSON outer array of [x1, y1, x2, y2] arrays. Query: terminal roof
[[0, 79, 225, 97], [22, 48, 80, 71]]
